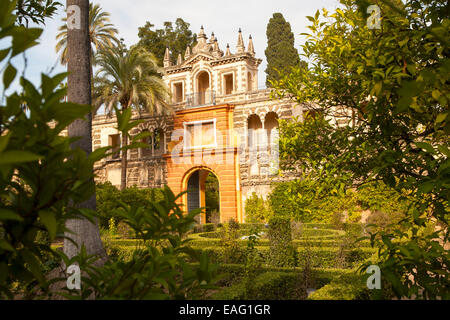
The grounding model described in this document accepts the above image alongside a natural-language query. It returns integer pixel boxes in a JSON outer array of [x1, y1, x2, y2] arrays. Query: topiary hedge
[[244, 192, 272, 223], [267, 216, 297, 267], [307, 272, 372, 300], [211, 272, 306, 300], [194, 245, 375, 269]]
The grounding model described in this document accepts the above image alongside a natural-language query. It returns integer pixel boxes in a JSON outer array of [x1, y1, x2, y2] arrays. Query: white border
[[183, 119, 217, 150]]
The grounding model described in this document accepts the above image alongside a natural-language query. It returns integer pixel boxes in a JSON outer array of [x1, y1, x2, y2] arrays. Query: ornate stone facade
[[93, 26, 309, 223]]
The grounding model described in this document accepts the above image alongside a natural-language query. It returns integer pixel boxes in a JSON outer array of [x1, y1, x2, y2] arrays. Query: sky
[[4, 0, 342, 94]]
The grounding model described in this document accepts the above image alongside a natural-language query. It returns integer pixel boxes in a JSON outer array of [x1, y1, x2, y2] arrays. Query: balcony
[[185, 90, 216, 108]]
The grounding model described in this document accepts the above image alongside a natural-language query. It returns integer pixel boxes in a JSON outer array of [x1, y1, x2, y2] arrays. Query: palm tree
[[56, 2, 119, 66], [93, 44, 172, 190]]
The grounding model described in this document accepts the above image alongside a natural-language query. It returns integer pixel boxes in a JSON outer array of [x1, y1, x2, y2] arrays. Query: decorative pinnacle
[[236, 28, 245, 53], [225, 43, 231, 56], [163, 47, 171, 67], [247, 34, 255, 56]]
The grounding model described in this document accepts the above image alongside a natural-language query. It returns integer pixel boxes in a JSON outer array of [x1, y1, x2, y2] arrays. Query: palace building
[[93, 26, 309, 223]]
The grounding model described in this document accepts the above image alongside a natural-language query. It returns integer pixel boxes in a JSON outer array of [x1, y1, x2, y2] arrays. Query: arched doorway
[[197, 71, 210, 105], [186, 168, 220, 224]]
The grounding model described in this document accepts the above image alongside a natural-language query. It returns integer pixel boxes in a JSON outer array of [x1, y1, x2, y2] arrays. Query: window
[[184, 120, 216, 149], [173, 82, 183, 103], [140, 131, 152, 158], [224, 73, 233, 95], [140, 129, 165, 158], [109, 134, 121, 159], [153, 128, 164, 154]]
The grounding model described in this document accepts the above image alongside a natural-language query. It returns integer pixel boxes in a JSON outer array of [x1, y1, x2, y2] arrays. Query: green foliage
[[307, 273, 371, 300], [205, 173, 219, 222], [0, 3, 216, 300], [265, 13, 301, 87], [213, 271, 305, 300], [96, 181, 164, 229], [15, 0, 61, 26], [242, 226, 264, 298], [267, 216, 297, 267], [137, 18, 197, 66], [192, 223, 217, 233], [244, 192, 271, 223], [361, 211, 450, 300], [272, 0, 449, 298], [219, 221, 244, 264], [58, 187, 218, 299], [55, 3, 119, 65], [270, 176, 411, 224], [0, 0, 109, 298]]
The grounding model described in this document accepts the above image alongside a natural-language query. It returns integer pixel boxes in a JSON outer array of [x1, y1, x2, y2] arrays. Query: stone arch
[[264, 111, 279, 147], [190, 67, 214, 106], [247, 114, 262, 148], [182, 166, 221, 224], [241, 105, 282, 125]]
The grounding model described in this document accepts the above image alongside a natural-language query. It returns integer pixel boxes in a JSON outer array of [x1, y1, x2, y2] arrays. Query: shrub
[[244, 192, 271, 223], [307, 273, 371, 300], [267, 216, 297, 267], [62, 186, 218, 299], [192, 223, 217, 233], [213, 272, 305, 300], [96, 182, 164, 229], [269, 178, 411, 224], [242, 228, 264, 298], [219, 221, 244, 264]]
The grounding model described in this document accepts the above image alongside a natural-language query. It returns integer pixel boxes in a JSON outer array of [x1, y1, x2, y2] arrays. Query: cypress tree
[[265, 13, 300, 87]]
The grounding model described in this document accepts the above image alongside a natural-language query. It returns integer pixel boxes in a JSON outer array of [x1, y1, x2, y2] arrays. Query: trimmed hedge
[[268, 216, 297, 267], [194, 228, 344, 240], [188, 238, 371, 248], [196, 246, 376, 269], [211, 267, 356, 300], [307, 272, 371, 300], [212, 272, 305, 300]]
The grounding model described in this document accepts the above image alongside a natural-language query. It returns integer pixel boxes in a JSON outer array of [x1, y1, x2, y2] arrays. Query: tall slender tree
[[64, 0, 105, 261], [264, 13, 301, 87], [93, 44, 171, 190]]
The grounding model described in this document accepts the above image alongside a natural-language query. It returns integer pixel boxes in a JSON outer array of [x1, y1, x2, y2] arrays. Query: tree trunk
[[64, 0, 106, 262], [120, 123, 128, 191]]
